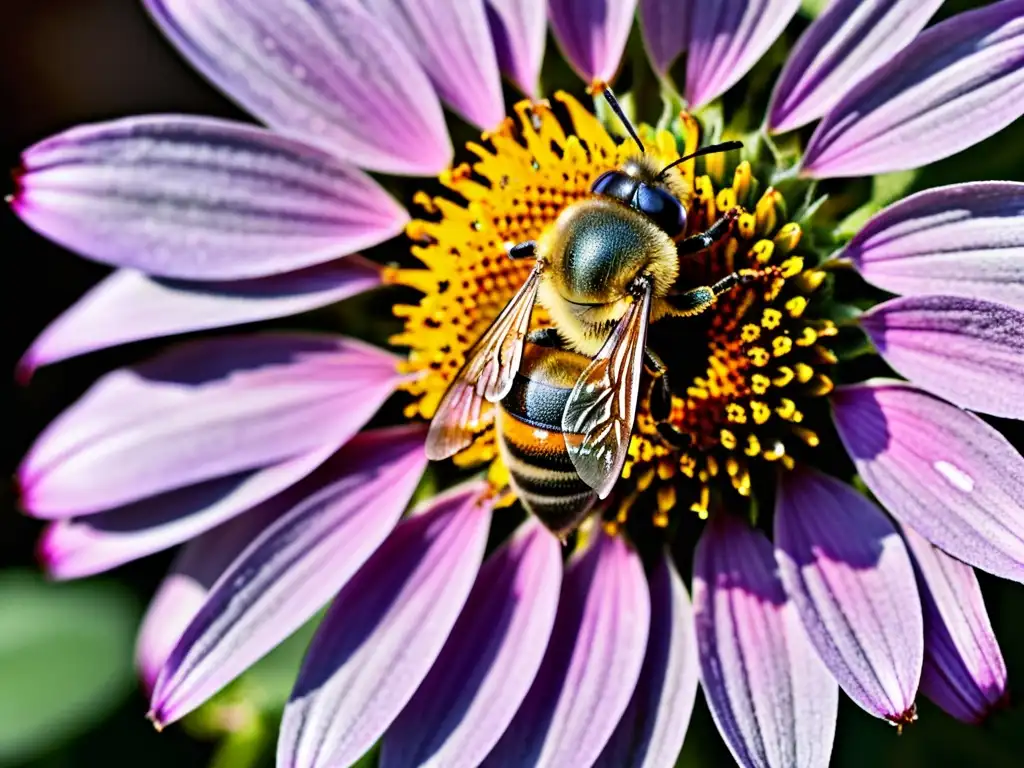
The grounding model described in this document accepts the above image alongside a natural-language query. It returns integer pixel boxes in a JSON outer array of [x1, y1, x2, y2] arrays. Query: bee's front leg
[[507, 240, 537, 260], [664, 269, 760, 316], [677, 206, 742, 256]]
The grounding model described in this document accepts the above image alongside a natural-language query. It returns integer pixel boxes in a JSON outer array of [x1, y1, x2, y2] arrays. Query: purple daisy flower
[[10, 1, 1024, 767]]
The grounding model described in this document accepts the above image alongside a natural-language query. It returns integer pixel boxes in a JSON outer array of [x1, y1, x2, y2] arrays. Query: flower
[[9, 1, 1024, 767]]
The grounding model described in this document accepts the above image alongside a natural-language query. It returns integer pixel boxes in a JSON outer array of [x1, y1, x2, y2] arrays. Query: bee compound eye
[[591, 171, 640, 205], [634, 184, 687, 238]]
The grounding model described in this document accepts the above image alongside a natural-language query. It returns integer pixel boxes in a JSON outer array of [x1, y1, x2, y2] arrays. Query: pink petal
[[860, 295, 1024, 420], [380, 518, 562, 768], [902, 525, 1009, 724], [547, 0, 639, 85], [143, 0, 452, 175], [150, 426, 429, 727], [368, 0, 504, 130], [483, 531, 650, 767], [840, 182, 1024, 310], [277, 483, 492, 768], [639, 0, 691, 76], [19, 258, 380, 376], [486, 0, 547, 98], [694, 515, 837, 768], [775, 466, 923, 723], [595, 550, 699, 768], [135, 508, 276, 692], [40, 445, 335, 580], [768, 0, 943, 133], [19, 334, 398, 518], [686, 0, 801, 108], [831, 380, 1024, 584], [13, 117, 408, 280], [802, 0, 1024, 178]]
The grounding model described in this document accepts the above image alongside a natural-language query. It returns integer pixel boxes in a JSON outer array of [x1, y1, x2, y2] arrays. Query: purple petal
[[39, 445, 335, 580], [860, 295, 1024, 420], [380, 518, 562, 768], [686, 0, 801, 108], [486, 0, 547, 98], [768, 0, 943, 133], [831, 380, 1024, 584], [547, 0, 639, 85], [143, 0, 452, 175], [13, 117, 407, 281], [595, 550, 699, 768], [840, 182, 1024, 310], [802, 0, 1024, 178], [694, 515, 837, 768], [20, 334, 398, 518], [19, 258, 380, 376], [483, 531, 650, 768], [368, 0, 504, 130], [639, 0, 691, 76], [277, 483, 492, 768], [775, 466, 923, 723], [902, 525, 1009, 724], [135, 509, 276, 691], [150, 426, 429, 727]]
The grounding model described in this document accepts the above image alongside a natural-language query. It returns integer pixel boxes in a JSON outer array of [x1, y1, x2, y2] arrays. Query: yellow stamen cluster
[[386, 94, 835, 526]]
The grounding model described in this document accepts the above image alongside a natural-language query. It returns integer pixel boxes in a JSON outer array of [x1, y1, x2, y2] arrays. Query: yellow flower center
[[385, 93, 835, 528]]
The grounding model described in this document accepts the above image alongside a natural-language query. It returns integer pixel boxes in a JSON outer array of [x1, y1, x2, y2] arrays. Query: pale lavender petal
[[548, 0, 639, 85], [144, 0, 452, 175], [150, 426, 429, 727], [902, 525, 1009, 724], [686, 0, 801, 108], [775, 466, 923, 722], [768, 0, 943, 133], [832, 380, 1024, 584], [277, 483, 492, 768], [19, 333, 398, 518], [19, 258, 380, 376], [840, 182, 1024, 310], [595, 550, 699, 768], [380, 518, 562, 768], [802, 0, 1024, 178], [135, 509, 276, 691], [639, 0, 691, 76], [39, 446, 335, 580], [13, 117, 408, 280], [694, 515, 837, 768], [368, 0, 504, 130], [483, 531, 650, 768], [860, 295, 1024, 420], [486, 0, 547, 98]]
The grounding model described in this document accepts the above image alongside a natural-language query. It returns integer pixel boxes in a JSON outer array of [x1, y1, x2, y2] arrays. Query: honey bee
[[425, 89, 751, 537]]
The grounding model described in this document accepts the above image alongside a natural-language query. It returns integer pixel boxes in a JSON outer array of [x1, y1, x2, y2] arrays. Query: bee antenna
[[602, 88, 645, 154], [657, 140, 744, 180]]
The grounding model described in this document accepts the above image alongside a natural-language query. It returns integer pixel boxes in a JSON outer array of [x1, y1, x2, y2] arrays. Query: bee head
[[591, 168, 688, 240]]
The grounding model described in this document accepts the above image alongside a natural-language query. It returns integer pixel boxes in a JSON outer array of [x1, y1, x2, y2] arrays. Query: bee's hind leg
[[645, 350, 692, 449]]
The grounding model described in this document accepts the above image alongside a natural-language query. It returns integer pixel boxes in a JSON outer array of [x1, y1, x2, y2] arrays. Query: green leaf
[[0, 571, 139, 763]]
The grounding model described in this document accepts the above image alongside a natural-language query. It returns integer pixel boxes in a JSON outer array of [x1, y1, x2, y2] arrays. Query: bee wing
[[425, 262, 543, 460], [562, 279, 653, 498]]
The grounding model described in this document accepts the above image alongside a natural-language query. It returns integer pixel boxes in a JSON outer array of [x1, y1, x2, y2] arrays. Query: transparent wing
[[562, 279, 653, 498], [425, 263, 543, 460]]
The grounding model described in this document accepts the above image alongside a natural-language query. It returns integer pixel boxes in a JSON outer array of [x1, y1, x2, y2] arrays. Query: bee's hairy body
[[496, 342, 597, 536]]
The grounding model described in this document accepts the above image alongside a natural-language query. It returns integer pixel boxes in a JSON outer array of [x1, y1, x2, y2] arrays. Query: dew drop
[[933, 460, 975, 493]]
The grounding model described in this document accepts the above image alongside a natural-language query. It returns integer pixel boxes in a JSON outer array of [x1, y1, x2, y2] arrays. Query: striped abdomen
[[497, 343, 597, 537]]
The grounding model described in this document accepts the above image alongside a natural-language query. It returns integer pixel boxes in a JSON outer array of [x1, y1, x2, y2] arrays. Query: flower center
[[385, 93, 836, 529]]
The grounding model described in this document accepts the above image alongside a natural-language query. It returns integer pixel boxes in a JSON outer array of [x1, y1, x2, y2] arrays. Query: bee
[[425, 89, 751, 537]]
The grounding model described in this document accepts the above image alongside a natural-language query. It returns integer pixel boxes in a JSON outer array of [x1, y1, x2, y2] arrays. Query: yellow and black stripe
[[497, 344, 597, 536]]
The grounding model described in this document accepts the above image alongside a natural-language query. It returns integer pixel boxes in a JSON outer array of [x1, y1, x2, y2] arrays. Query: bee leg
[[665, 268, 759, 316], [526, 327, 562, 348], [645, 350, 692, 449], [677, 206, 742, 256], [507, 240, 537, 260]]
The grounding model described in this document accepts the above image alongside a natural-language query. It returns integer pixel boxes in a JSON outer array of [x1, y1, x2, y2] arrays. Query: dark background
[[2, 1, 1023, 766]]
